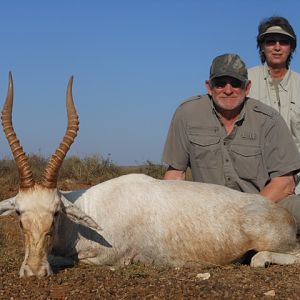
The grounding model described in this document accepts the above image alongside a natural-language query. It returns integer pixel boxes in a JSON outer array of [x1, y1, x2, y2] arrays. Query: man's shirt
[[162, 95, 300, 193]]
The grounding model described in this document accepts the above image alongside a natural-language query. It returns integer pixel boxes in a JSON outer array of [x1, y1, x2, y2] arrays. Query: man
[[162, 53, 300, 231], [248, 16, 300, 192]]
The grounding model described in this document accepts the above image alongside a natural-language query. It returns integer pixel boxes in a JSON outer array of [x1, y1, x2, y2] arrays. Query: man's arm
[[260, 173, 295, 203], [164, 166, 186, 180]]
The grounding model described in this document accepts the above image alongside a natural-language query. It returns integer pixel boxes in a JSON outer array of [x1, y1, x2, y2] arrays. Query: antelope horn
[[41, 76, 79, 188], [1, 72, 35, 189]]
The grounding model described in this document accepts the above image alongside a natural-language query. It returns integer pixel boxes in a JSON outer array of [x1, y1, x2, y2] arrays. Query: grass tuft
[[0, 154, 168, 200]]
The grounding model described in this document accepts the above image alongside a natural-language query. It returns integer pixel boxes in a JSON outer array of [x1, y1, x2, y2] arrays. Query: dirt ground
[[0, 215, 300, 299]]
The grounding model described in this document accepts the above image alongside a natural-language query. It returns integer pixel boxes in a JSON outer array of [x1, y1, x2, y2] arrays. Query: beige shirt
[[162, 95, 300, 193], [248, 63, 300, 153]]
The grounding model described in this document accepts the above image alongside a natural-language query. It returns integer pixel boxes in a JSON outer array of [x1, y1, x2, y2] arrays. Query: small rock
[[264, 289, 275, 297], [196, 272, 210, 280]]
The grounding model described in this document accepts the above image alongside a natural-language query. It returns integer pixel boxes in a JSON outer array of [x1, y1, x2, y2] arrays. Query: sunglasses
[[264, 37, 291, 46], [211, 78, 245, 89]]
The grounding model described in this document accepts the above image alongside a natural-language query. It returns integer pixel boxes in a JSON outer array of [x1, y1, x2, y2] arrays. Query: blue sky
[[0, 1, 300, 165]]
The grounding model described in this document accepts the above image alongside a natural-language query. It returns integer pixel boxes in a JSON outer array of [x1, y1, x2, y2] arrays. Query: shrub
[[59, 154, 121, 184], [0, 154, 169, 199]]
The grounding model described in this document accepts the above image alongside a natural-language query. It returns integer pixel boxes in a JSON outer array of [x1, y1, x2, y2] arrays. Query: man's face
[[205, 76, 251, 112], [262, 33, 292, 68]]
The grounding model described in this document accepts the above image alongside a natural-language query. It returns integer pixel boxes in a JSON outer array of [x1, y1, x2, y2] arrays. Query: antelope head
[[0, 73, 86, 277]]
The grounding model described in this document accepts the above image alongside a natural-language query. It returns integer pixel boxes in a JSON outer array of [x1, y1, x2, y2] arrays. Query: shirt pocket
[[290, 103, 300, 140], [230, 145, 262, 180], [188, 133, 220, 169]]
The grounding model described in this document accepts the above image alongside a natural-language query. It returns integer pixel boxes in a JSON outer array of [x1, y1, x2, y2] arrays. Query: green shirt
[[162, 95, 300, 193]]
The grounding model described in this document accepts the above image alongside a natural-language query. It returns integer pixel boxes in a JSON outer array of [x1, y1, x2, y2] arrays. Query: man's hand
[[260, 173, 295, 203], [164, 166, 186, 180]]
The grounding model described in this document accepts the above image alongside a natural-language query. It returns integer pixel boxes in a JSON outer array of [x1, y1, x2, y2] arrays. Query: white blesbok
[[0, 73, 300, 278]]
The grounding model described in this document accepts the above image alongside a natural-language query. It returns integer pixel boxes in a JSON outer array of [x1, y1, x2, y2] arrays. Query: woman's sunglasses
[[264, 37, 291, 47]]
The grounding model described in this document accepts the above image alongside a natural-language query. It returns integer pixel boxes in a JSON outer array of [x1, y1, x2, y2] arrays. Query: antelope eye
[[19, 221, 23, 229], [54, 211, 59, 217], [15, 210, 21, 216]]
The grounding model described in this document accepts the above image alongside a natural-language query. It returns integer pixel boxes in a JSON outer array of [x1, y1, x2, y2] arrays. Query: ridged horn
[[41, 76, 79, 189], [1, 72, 35, 189]]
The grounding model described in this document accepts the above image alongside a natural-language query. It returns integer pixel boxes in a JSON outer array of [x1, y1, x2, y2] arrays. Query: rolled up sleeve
[[162, 106, 190, 171]]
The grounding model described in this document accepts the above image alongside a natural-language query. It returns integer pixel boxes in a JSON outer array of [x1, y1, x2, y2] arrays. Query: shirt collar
[[263, 62, 290, 91]]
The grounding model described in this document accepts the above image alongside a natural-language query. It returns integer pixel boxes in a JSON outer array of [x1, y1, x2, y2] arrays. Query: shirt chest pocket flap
[[230, 145, 262, 180], [188, 133, 220, 168]]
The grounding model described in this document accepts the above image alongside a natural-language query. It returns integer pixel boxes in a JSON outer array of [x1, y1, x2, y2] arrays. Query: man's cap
[[259, 25, 295, 40], [209, 54, 248, 83]]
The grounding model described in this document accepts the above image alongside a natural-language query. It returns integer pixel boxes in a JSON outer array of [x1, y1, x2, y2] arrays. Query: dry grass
[[0, 154, 168, 200]]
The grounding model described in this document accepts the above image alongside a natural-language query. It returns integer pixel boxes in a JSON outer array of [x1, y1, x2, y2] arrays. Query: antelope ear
[[0, 197, 16, 216], [60, 195, 102, 232]]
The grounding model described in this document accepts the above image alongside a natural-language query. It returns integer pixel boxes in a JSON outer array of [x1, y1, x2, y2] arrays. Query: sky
[[0, 1, 300, 165]]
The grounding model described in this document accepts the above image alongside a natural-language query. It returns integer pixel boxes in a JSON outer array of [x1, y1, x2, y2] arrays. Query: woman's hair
[[257, 16, 297, 67]]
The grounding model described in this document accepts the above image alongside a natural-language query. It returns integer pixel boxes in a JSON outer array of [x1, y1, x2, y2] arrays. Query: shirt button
[[226, 177, 231, 181]]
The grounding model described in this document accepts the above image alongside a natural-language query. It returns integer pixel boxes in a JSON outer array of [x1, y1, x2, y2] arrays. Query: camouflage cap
[[209, 53, 248, 83]]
